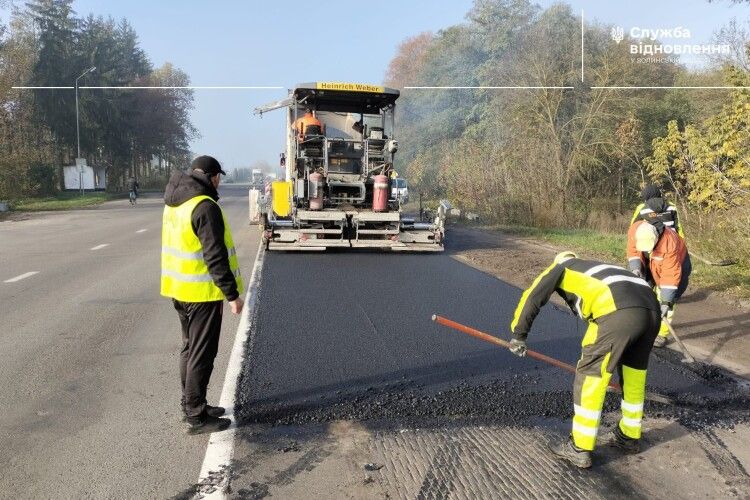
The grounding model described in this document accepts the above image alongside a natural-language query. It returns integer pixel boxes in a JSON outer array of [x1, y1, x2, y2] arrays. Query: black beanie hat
[[641, 184, 662, 201], [191, 155, 226, 176]]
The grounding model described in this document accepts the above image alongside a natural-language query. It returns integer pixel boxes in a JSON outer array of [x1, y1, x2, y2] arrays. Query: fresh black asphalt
[[236, 249, 749, 429]]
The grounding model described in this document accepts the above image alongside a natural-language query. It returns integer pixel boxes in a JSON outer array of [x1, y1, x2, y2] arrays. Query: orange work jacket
[[627, 220, 687, 303], [293, 112, 323, 140]]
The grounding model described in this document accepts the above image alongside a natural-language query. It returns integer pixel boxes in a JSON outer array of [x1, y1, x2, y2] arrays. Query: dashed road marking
[[3, 271, 39, 283], [90, 244, 109, 250], [136, 229, 147, 233], [197, 239, 265, 498]]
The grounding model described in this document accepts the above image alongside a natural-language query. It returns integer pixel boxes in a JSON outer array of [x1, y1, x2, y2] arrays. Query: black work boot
[[186, 414, 231, 435], [609, 425, 641, 454], [206, 405, 225, 417], [549, 437, 592, 468], [181, 404, 225, 422]]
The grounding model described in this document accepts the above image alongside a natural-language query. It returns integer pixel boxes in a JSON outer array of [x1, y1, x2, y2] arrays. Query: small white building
[[63, 159, 106, 191]]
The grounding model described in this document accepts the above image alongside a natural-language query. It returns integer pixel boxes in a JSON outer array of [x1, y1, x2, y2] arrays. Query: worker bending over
[[627, 220, 691, 347], [509, 252, 660, 468]]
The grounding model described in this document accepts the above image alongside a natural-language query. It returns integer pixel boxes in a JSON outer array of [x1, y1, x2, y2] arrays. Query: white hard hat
[[635, 222, 659, 252], [554, 251, 578, 264]]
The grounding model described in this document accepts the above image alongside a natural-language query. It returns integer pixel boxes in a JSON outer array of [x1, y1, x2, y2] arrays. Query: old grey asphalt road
[[0, 185, 259, 499]]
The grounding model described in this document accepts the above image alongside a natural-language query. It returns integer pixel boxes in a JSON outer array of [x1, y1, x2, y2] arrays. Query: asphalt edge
[[197, 238, 265, 498]]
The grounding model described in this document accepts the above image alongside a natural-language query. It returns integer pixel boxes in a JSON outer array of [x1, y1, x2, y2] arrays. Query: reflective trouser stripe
[[619, 365, 647, 439], [659, 307, 675, 337], [573, 404, 601, 421], [572, 421, 598, 437], [621, 400, 643, 412], [572, 372, 611, 451]]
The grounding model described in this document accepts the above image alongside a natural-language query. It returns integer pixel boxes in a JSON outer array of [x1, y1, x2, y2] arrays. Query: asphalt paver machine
[[254, 82, 447, 251]]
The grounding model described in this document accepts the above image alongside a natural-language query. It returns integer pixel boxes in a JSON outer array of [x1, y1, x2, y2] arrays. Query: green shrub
[[24, 165, 58, 197]]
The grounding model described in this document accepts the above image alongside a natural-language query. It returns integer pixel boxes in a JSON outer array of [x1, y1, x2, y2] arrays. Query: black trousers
[[576, 307, 661, 378], [173, 299, 223, 418]]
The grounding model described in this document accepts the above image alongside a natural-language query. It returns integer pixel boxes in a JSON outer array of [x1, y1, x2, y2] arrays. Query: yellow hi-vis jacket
[[630, 201, 685, 239], [160, 195, 243, 302], [510, 258, 658, 340]]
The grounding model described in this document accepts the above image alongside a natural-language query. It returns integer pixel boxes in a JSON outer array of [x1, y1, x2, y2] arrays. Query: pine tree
[[25, 0, 79, 186]]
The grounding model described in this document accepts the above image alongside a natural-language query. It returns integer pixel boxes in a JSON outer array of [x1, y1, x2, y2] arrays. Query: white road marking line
[[4, 271, 39, 283], [90, 244, 109, 250], [136, 229, 148, 233], [198, 239, 265, 498]]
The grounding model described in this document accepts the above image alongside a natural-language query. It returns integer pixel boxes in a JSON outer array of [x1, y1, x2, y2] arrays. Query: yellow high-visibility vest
[[160, 195, 243, 302]]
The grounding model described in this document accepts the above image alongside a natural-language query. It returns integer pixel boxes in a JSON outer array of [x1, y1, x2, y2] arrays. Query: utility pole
[[75, 66, 96, 195]]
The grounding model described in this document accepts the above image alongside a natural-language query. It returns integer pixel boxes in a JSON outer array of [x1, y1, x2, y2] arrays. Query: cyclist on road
[[127, 176, 139, 205]]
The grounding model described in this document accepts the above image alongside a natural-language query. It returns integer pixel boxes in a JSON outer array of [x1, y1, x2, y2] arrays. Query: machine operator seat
[[366, 126, 386, 162], [299, 124, 325, 158]]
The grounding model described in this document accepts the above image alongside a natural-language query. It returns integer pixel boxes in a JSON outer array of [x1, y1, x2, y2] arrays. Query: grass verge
[[11, 192, 117, 211], [482, 224, 750, 300]]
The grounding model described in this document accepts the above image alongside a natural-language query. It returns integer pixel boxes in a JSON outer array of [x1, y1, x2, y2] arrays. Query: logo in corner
[[611, 26, 625, 44]]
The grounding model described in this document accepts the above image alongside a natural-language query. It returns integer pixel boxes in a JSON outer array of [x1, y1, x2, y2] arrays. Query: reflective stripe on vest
[[160, 195, 244, 302]]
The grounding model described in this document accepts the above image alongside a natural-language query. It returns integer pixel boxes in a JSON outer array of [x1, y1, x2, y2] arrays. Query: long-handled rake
[[662, 320, 695, 364], [431, 314, 674, 405]]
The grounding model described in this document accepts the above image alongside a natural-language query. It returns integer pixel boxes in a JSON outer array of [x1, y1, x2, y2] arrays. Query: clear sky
[[63, 0, 477, 171], [6, 1, 750, 171]]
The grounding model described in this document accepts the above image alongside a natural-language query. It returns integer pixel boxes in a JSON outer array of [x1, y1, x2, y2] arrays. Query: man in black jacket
[[161, 155, 244, 434], [630, 184, 685, 239], [127, 176, 139, 205]]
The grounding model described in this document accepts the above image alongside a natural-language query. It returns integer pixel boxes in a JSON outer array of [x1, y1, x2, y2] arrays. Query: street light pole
[[75, 66, 96, 195]]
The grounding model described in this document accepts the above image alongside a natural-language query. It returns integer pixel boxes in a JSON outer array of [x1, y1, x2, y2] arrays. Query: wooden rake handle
[[431, 314, 622, 391]]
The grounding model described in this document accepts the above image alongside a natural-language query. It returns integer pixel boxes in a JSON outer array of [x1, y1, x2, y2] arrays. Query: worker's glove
[[509, 338, 527, 357], [660, 303, 672, 318]]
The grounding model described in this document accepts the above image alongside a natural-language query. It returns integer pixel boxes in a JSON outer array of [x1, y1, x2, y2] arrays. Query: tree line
[[0, 0, 196, 199], [385, 0, 750, 265]]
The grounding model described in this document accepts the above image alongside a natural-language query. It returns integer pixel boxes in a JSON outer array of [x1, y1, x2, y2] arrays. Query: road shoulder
[[447, 224, 750, 379]]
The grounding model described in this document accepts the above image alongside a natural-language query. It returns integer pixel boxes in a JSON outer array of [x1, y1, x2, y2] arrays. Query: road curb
[[197, 239, 265, 498]]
